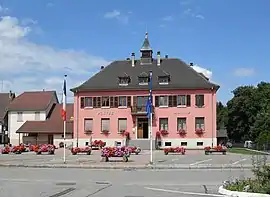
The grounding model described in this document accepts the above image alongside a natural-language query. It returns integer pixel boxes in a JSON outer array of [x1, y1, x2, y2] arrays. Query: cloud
[[0, 16, 109, 102], [162, 16, 173, 21], [183, 8, 204, 20], [103, 10, 129, 24], [192, 64, 212, 79], [233, 68, 255, 77], [0, 5, 8, 13]]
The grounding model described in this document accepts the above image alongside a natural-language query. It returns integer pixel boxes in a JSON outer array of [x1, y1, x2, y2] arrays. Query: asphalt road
[[0, 167, 253, 197]]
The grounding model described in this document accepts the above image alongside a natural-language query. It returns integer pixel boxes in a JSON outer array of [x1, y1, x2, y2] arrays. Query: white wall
[[8, 111, 46, 145], [54, 134, 73, 148]]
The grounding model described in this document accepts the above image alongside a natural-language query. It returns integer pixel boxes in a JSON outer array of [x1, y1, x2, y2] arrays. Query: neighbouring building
[[71, 33, 219, 149], [16, 103, 73, 147], [0, 91, 15, 144], [8, 91, 59, 145]]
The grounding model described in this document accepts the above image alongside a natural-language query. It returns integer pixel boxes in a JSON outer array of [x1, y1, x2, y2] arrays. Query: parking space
[[0, 149, 268, 167]]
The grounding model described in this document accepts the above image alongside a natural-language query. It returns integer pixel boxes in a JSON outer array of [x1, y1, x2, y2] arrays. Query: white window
[[177, 95, 186, 106], [101, 118, 110, 132], [119, 77, 129, 86], [17, 112, 23, 122], [118, 118, 127, 133], [34, 112, 40, 120], [177, 118, 187, 130], [159, 118, 168, 130], [118, 96, 127, 107], [159, 96, 168, 107], [158, 76, 169, 85], [84, 119, 93, 133], [85, 97, 93, 107], [195, 117, 205, 129]]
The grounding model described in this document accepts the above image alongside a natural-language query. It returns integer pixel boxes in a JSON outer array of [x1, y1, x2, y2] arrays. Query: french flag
[[61, 76, 67, 121]]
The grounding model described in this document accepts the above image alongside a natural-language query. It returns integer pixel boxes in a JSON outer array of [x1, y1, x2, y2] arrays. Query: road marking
[[144, 187, 223, 196], [171, 158, 178, 162], [232, 158, 246, 165], [190, 159, 213, 166]]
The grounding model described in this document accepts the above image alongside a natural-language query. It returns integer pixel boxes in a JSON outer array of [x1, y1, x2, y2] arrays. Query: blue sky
[[0, 0, 269, 104]]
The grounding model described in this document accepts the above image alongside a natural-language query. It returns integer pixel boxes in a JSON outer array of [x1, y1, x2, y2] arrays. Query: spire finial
[[145, 32, 148, 39]]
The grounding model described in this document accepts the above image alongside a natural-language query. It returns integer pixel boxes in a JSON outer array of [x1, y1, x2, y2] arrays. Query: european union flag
[[146, 71, 152, 119]]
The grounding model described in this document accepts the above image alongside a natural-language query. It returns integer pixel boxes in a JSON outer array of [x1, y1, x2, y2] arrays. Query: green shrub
[[225, 155, 270, 194]]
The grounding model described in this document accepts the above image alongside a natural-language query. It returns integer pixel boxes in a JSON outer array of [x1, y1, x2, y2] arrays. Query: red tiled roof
[[16, 103, 73, 134], [8, 91, 57, 111]]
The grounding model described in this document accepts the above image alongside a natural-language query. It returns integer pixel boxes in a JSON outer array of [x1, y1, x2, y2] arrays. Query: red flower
[[160, 130, 168, 135], [156, 131, 161, 137], [204, 146, 211, 151], [177, 129, 186, 135], [195, 128, 204, 134]]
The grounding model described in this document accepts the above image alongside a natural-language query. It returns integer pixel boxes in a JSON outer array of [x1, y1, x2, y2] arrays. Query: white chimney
[[157, 51, 161, 66], [131, 53, 135, 67]]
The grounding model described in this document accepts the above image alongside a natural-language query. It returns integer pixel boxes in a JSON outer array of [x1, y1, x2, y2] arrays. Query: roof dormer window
[[158, 76, 170, 85], [118, 76, 130, 86], [138, 77, 149, 85]]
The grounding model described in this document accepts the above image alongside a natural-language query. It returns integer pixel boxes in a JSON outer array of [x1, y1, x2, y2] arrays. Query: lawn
[[227, 148, 267, 155]]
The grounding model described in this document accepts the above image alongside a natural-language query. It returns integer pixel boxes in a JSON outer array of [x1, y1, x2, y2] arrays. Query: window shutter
[[172, 95, 177, 107], [101, 119, 110, 131], [97, 97, 101, 107], [80, 97, 85, 108], [133, 96, 137, 106], [201, 95, 205, 106], [195, 95, 199, 106], [186, 95, 191, 107], [93, 97, 97, 108], [127, 96, 131, 107], [168, 96, 173, 107], [114, 97, 118, 107], [110, 97, 114, 107], [155, 96, 159, 107]]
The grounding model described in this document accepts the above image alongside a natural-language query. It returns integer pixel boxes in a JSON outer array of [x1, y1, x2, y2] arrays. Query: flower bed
[[91, 140, 105, 150], [101, 147, 130, 162], [126, 146, 141, 155], [71, 147, 91, 155], [35, 144, 55, 155], [1, 145, 26, 154], [204, 145, 227, 155], [219, 156, 270, 196], [164, 147, 186, 155]]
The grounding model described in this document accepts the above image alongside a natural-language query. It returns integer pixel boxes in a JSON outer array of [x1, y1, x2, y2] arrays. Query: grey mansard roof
[[71, 58, 219, 92]]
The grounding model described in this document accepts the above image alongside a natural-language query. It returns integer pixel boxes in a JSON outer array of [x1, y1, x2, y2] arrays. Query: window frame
[[158, 96, 169, 107], [101, 96, 110, 108], [159, 118, 169, 131], [195, 94, 205, 107], [118, 118, 127, 133], [34, 111, 40, 121], [101, 118, 110, 132], [177, 117, 187, 130], [158, 76, 169, 85], [118, 96, 127, 107], [177, 95, 187, 107], [138, 77, 149, 85], [195, 117, 205, 129], [84, 97, 93, 108], [84, 118, 93, 133], [119, 77, 130, 86]]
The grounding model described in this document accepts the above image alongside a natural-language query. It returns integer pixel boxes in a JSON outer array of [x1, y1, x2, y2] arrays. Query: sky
[[0, 0, 270, 104]]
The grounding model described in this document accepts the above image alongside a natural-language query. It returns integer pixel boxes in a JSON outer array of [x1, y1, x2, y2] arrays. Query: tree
[[216, 101, 228, 130]]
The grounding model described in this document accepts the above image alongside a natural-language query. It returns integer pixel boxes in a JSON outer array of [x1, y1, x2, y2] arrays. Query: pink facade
[[73, 89, 217, 149]]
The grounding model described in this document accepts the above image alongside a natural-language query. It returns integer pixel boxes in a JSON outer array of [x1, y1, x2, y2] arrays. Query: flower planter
[[101, 130, 110, 135], [164, 147, 186, 155], [126, 146, 141, 155], [1, 145, 26, 154], [195, 128, 204, 135], [35, 144, 55, 155], [71, 147, 91, 155], [160, 130, 168, 136], [218, 185, 270, 197], [204, 146, 227, 155], [101, 147, 130, 162], [177, 129, 187, 135], [91, 140, 105, 150]]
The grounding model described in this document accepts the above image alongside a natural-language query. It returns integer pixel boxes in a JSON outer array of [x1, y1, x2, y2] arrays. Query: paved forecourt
[[0, 149, 268, 168], [0, 167, 254, 197]]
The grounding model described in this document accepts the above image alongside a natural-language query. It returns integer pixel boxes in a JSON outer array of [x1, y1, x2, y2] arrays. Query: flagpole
[[149, 71, 153, 164], [63, 75, 67, 164]]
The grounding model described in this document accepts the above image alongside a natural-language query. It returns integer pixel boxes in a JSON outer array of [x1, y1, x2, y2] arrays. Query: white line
[[144, 187, 223, 197], [232, 158, 246, 165], [171, 158, 178, 162], [190, 159, 213, 165]]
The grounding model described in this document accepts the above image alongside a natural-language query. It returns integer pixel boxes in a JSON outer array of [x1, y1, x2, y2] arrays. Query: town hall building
[[71, 33, 219, 149]]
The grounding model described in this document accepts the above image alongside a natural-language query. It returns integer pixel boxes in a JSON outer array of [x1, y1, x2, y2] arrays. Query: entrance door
[[137, 118, 149, 139]]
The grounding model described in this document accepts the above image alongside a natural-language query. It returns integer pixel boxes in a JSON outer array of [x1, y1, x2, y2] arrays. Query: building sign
[[97, 111, 115, 116], [174, 112, 190, 115]]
